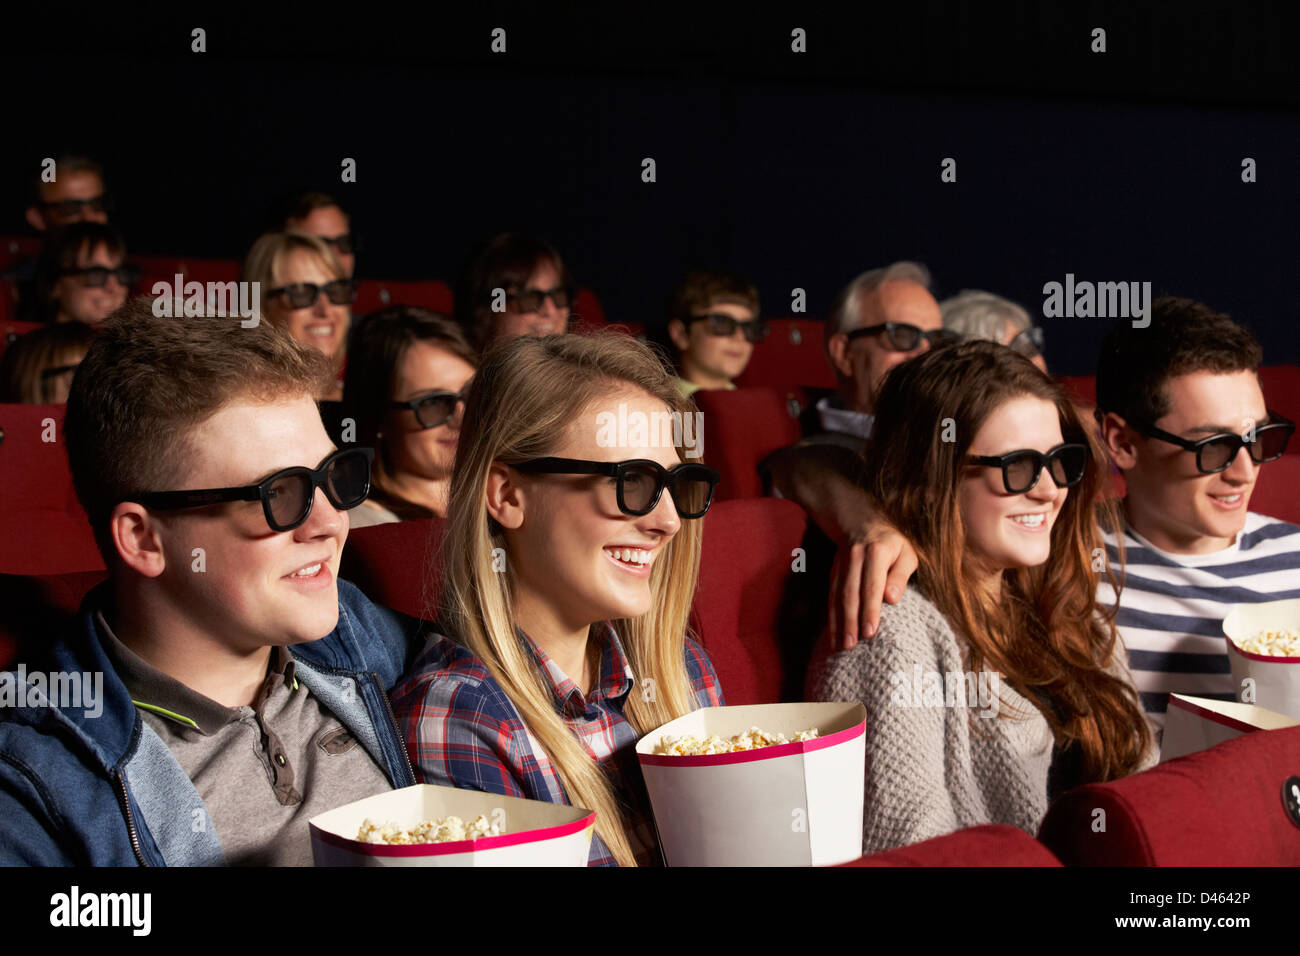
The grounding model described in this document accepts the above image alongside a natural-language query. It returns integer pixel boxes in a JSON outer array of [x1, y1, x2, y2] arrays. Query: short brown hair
[[64, 296, 333, 563], [669, 270, 759, 326], [1096, 296, 1263, 425]]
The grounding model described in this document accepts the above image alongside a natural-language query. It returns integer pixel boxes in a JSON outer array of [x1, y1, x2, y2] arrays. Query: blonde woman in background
[[243, 232, 353, 400], [392, 332, 724, 866]]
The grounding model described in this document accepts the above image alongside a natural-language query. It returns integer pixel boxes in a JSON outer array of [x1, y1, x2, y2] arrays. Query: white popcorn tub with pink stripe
[[309, 784, 595, 866], [1223, 598, 1300, 719], [636, 702, 867, 867], [1160, 694, 1298, 762]]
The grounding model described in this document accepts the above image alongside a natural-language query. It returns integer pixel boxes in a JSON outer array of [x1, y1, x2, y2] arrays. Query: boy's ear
[[1098, 411, 1139, 470], [666, 319, 691, 353], [25, 204, 46, 233], [109, 503, 168, 579], [485, 462, 525, 530]]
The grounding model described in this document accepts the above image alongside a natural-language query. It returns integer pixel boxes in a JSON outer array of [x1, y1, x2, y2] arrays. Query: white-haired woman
[[941, 289, 1048, 373]]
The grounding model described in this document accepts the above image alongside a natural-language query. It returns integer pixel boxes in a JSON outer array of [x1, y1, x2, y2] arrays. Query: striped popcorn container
[[309, 784, 595, 866], [1223, 598, 1300, 719], [636, 701, 867, 866]]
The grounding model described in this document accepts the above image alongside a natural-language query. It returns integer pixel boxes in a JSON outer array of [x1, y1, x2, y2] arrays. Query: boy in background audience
[[0, 298, 425, 865], [665, 269, 765, 398]]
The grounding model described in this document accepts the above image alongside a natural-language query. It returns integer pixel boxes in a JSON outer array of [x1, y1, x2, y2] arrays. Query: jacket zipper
[[373, 673, 416, 783], [114, 772, 149, 866]]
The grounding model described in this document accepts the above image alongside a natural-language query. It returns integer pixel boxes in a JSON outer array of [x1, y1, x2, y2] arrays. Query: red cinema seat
[[341, 517, 446, 620], [2, 319, 44, 358], [1259, 364, 1300, 427], [734, 319, 835, 390], [1038, 725, 1300, 865], [0, 235, 41, 271], [694, 387, 803, 501], [841, 824, 1062, 867], [0, 404, 102, 575], [135, 256, 241, 287], [354, 279, 454, 317], [573, 288, 607, 326], [1250, 453, 1300, 524], [689, 498, 810, 705], [1056, 375, 1097, 407], [0, 404, 78, 513]]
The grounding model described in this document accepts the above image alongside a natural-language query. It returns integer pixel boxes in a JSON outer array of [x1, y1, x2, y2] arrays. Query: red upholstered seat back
[[689, 498, 811, 705], [733, 319, 834, 390], [0, 404, 103, 575], [353, 280, 454, 317], [573, 288, 607, 327], [341, 518, 446, 620], [1056, 375, 1097, 407], [1251, 453, 1300, 524], [841, 824, 1062, 867], [1038, 725, 1300, 865], [695, 387, 803, 500], [0, 403, 76, 513], [1259, 364, 1300, 427]]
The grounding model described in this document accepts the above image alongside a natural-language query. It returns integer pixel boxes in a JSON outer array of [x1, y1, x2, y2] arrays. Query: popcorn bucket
[[1223, 598, 1300, 719], [1160, 694, 1298, 762], [636, 702, 867, 866], [309, 784, 595, 866]]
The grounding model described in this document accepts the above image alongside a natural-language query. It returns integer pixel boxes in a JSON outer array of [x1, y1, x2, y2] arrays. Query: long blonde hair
[[440, 332, 703, 866]]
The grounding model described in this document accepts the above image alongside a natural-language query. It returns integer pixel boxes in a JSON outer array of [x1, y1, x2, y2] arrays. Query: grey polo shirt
[[97, 611, 393, 866]]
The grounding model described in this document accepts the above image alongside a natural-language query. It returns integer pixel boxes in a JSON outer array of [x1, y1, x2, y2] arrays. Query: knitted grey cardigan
[[811, 588, 1154, 855]]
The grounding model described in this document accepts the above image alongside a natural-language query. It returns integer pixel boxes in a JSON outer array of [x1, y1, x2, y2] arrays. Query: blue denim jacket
[[0, 578, 422, 865]]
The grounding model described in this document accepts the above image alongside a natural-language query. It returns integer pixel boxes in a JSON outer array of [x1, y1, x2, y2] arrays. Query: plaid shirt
[[391, 624, 724, 866]]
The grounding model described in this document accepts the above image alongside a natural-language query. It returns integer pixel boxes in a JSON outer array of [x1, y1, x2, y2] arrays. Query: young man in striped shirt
[[1093, 297, 1299, 732]]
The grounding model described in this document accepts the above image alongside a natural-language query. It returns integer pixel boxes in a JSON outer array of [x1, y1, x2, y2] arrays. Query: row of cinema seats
[[4, 503, 1298, 866]]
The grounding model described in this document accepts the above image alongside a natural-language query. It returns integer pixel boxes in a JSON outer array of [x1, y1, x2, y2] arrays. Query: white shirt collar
[[816, 395, 875, 440]]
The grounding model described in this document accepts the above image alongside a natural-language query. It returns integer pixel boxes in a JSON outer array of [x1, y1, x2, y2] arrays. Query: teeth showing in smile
[[307, 326, 334, 337], [291, 563, 322, 577], [1211, 494, 1241, 504], [1010, 514, 1046, 528], [606, 548, 651, 566]]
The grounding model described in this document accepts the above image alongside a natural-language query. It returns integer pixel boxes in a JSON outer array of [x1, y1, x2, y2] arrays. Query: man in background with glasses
[[0, 298, 427, 865], [24, 154, 112, 234], [665, 269, 765, 398], [284, 191, 357, 279], [1095, 297, 1300, 731], [764, 261, 948, 505]]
